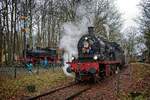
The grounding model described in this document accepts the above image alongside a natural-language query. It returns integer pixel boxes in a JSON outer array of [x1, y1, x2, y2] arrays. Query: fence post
[[38, 64, 40, 74], [36, 64, 39, 75], [117, 72, 120, 95], [129, 64, 132, 80], [52, 63, 55, 72], [14, 65, 17, 79], [115, 67, 120, 97]]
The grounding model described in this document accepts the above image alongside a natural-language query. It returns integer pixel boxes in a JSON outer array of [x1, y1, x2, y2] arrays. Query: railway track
[[27, 82, 91, 100], [65, 87, 91, 100]]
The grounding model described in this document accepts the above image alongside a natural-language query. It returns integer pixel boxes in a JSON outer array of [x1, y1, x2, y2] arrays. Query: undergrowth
[[0, 69, 68, 99]]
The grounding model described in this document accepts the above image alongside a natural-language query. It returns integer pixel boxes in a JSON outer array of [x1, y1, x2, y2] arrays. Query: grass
[[0, 68, 70, 99], [131, 63, 150, 80]]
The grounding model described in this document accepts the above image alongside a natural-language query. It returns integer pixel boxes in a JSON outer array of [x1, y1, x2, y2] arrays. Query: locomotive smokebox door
[[88, 68, 96, 74], [88, 27, 94, 34]]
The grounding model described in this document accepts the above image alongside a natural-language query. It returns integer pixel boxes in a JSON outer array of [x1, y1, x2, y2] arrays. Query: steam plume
[[59, 1, 95, 77]]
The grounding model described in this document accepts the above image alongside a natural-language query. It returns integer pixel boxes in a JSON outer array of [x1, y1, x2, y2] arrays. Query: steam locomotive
[[67, 27, 125, 82], [17, 48, 63, 65]]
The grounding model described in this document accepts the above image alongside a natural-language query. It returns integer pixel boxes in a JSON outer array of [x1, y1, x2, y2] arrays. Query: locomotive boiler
[[67, 27, 125, 82]]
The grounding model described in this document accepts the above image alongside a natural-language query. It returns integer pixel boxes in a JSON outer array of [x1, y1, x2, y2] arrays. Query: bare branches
[[139, 0, 150, 60], [0, 0, 123, 64]]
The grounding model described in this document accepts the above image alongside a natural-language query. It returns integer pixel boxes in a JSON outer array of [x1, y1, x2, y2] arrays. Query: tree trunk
[[0, 10, 3, 64], [13, 0, 17, 61]]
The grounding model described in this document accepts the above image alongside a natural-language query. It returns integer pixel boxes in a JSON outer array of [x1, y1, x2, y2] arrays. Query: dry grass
[[119, 63, 150, 100], [0, 69, 70, 99], [131, 63, 150, 81]]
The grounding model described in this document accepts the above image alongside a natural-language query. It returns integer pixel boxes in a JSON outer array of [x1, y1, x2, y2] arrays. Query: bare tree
[[139, 0, 150, 61], [0, 0, 123, 64]]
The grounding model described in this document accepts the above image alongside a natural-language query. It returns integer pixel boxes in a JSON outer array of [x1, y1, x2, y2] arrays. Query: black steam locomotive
[[67, 27, 125, 82]]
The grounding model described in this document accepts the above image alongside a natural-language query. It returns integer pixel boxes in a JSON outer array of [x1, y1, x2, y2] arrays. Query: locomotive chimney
[[88, 27, 94, 34]]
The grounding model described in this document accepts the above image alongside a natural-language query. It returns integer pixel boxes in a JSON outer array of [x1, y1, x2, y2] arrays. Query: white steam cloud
[[103, 24, 110, 40], [59, 1, 95, 77]]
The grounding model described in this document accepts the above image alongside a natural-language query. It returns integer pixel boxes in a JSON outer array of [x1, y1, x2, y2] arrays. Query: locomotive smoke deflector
[[88, 26, 94, 34]]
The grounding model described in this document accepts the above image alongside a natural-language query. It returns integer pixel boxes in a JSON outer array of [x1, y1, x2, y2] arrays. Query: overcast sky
[[116, 0, 141, 30]]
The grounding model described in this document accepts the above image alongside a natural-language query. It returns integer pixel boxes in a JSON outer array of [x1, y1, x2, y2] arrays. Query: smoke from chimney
[[59, 1, 96, 77]]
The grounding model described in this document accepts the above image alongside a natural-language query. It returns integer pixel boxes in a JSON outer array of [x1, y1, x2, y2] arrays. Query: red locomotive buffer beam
[[67, 60, 121, 79], [67, 62, 99, 72]]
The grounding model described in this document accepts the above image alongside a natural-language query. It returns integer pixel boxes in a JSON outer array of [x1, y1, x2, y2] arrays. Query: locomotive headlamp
[[85, 37, 88, 40], [71, 56, 75, 60], [93, 55, 98, 60]]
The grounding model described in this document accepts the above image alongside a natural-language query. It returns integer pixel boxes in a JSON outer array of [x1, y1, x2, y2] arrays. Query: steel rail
[[65, 87, 91, 100], [28, 82, 77, 100]]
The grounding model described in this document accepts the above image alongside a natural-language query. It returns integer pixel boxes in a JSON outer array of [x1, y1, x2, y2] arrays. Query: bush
[[26, 84, 36, 93]]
